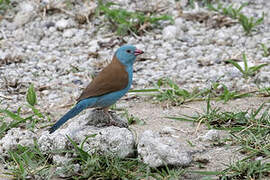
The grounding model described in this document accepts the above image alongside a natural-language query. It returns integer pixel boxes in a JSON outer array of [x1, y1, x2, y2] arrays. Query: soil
[[125, 96, 269, 179]]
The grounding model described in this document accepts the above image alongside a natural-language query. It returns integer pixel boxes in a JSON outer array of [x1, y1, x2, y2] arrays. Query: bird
[[49, 45, 144, 134]]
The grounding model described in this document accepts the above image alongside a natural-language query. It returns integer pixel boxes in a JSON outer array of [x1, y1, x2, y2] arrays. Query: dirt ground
[[47, 95, 269, 179], [125, 96, 270, 179], [1, 95, 269, 179]]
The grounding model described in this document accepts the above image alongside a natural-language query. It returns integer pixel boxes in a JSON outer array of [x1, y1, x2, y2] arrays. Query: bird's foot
[[89, 108, 128, 128], [107, 119, 119, 126], [104, 109, 128, 128]]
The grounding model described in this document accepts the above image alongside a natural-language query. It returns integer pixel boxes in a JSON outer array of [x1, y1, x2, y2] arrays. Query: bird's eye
[[126, 50, 132, 53]]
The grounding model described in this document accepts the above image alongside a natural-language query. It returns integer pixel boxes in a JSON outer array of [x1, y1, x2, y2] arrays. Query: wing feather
[[77, 56, 128, 102]]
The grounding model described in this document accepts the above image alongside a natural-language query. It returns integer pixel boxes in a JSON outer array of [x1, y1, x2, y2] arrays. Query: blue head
[[115, 45, 144, 66]]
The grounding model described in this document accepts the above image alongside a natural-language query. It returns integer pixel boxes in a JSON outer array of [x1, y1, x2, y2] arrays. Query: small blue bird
[[49, 45, 144, 133]]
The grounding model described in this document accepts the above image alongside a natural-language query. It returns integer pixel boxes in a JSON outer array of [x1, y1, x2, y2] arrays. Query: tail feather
[[49, 103, 87, 134]]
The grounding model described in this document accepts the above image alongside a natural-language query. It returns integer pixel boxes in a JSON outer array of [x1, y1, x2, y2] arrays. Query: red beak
[[134, 49, 144, 56]]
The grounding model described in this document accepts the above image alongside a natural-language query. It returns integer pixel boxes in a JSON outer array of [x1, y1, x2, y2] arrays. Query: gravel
[[0, 0, 270, 110]]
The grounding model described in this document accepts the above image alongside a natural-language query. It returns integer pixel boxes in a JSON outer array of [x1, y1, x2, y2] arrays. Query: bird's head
[[115, 45, 144, 66]]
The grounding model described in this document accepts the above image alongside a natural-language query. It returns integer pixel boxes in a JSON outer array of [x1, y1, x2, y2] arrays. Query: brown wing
[[77, 56, 128, 102]]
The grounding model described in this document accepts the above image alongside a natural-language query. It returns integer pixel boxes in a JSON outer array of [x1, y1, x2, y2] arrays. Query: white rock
[[63, 29, 76, 38], [162, 25, 178, 40], [13, 29, 25, 41], [187, 48, 201, 58], [216, 31, 227, 40], [0, 128, 36, 156], [138, 130, 192, 168], [160, 126, 176, 135], [80, 126, 135, 158], [55, 163, 80, 178], [157, 52, 167, 60], [175, 18, 186, 31], [56, 19, 72, 30], [179, 0, 188, 7], [257, 71, 270, 82], [48, 26, 56, 33], [135, 77, 147, 85], [13, 2, 36, 27], [38, 110, 134, 164], [261, 57, 269, 63], [0, 50, 7, 59], [198, 130, 220, 141], [53, 154, 71, 166], [134, 43, 145, 51], [188, 28, 200, 36], [246, 38, 258, 49], [231, 35, 240, 41]]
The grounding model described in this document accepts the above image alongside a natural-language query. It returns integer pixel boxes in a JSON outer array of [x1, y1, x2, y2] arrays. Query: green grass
[[130, 78, 209, 106], [153, 78, 206, 105], [167, 96, 270, 179], [259, 87, 270, 97], [260, 43, 270, 57], [57, 136, 185, 179], [120, 109, 145, 125], [207, 2, 248, 19], [0, 0, 10, 14], [0, 1, 269, 179], [210, 81, 250, 103], [68, 137, 187, 179], [3, 135, 185, 179], [2, 83, 270, 179], [0, 84, 48, 138], [67, 134, 150, 179], [196, 1, 264, 35], [3, 140, 52, 179], [96, 0, 173, 36], [1, 78, 269, 179], [238, 13, 264, 35], [130, 78, 252, 105], [226, 53, 268, 79], [221, 160, 270, 180]]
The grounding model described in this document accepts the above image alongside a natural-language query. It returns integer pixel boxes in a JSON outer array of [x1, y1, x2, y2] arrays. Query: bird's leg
[[103, 107, 110, 117], [103, 107, 117, 126]]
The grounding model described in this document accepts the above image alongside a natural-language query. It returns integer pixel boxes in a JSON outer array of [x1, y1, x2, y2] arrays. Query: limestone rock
[[38, 110, 134, 165], [137, 130, 192, 168], [13, 1, 37, 27], [0, 128, 37, 156], [198, 130, 221, 142], [162, 25, 178, 40]]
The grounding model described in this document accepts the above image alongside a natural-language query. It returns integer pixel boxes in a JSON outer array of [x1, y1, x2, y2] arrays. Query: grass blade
[[26, 84, 37, 106], [226, 59, 245, 74]]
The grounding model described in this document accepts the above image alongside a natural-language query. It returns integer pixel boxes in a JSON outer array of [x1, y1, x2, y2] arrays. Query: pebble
[[13, 1, 37, 27], [175, 18, 187, 31], [198, 130, 221, 141], [56, 19, 72, 30], [162, 25, 178, 40], [63, 28, 76, 38], [0, 0, 269, 114]]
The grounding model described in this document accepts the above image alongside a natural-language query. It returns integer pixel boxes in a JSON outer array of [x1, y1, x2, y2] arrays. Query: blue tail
[[49, 99, 93, 134]]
